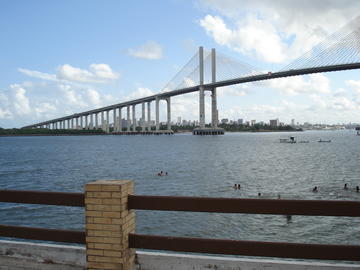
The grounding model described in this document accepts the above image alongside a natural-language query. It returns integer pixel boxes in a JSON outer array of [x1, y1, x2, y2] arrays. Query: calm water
[[0, 130, 359, 248]]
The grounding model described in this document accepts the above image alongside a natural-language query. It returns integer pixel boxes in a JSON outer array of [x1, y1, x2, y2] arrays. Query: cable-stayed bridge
[[23, 16, 360, 135]]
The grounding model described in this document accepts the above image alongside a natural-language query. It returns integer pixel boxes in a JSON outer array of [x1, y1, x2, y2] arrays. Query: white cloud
[[11, 84, 31, 115], [86, 89, 102, 106], [124, 87, 155, 101], [200, 15, 286, 63], [331, 96, 356, 110], [218, 84, 252, 97], [19, 64, 120, 84], [57, 64, 119, 83], [35, 103, 57, 116], [59, 84, 88, 107], [198, 0, 360, 63], [0, 108, 13, 119], [127, 41, 163, 60], [18, 68, 57, 81], [333, 88, 347, 97], [267, 73, 331, 95]]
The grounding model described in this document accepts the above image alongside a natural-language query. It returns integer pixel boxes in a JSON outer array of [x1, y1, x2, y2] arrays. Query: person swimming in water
[[258, 192, 261, 196], [356, 186, 359, 192], [344, 183, 348, 190], [312, 186, 318, 192]]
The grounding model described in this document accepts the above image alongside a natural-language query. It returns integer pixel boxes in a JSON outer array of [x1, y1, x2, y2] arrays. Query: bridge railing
[[0, 180, 360, 270]]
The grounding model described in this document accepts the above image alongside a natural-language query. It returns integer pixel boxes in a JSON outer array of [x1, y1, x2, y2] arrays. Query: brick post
[[85, 180, 135, 270]]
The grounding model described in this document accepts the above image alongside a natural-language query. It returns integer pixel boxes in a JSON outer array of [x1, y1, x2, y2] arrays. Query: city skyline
[[1, 1, 360, 128]]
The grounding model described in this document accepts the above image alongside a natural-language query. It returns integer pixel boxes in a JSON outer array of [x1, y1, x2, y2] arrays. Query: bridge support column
[[80, 116, 84, 130], [132, 105, 136, 132], [142, 102, 146, 131], [199, 85, 205, 129], [147, 102, 151, 131], [106, 110, 110, 133], [95, 113, 98, 129], [155, 97, 160, 131], [199, 46, 205, 129], [89, 114, 93, 129], [166, 97, 171, 131], [101, 111, 105, 131], [118, 108, 122, 132], [67, 119, 70, 129], [113, 108, 117, 132], [85, 115, 88, 130], [127, 106, 130, 132], [211, 48, 218, 127]]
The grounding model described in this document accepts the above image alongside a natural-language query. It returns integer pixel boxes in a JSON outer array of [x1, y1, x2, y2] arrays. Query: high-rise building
[[251, 120, 256, 126], [270, 119, 279, 127], [237, 119, 243, 125], [291, 119, 295, 126]]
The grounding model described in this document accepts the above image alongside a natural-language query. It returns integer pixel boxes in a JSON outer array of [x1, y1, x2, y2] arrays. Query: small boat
[[280, 136, 296, 143], [298, 140, 309, 143], [318, 139, 331, 143]]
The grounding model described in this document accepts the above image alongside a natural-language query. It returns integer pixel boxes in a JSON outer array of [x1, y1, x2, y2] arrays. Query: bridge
[[22, 16, 360, 135]]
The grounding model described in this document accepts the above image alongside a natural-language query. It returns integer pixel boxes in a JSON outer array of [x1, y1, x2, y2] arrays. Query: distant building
[[121, 118, 127, 128], [221, 118, 229, 124], [270, 119, 279, 127], [251, 120, 256, 126], [291, 119, 295, 126], [237, 119, 243, 125], [177, 117, 181, 125]]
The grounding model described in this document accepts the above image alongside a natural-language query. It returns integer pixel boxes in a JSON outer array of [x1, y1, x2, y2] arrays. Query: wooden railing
[[0, 186, 359, 262], [0, 190, 85, 244], [128, 195, 360, 261]]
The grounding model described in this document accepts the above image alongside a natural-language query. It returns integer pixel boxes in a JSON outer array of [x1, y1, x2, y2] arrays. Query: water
[[0, 130, 359, 248]]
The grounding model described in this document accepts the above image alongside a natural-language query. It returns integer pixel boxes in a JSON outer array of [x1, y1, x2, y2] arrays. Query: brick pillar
[[85, 180, 135, 270]]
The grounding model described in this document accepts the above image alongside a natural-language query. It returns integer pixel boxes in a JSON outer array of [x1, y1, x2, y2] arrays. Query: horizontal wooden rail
[[0, 224, 85, 244], [129, 233, 360, 261], [128, 195, 360, 216], [0, 190, 84, 207]]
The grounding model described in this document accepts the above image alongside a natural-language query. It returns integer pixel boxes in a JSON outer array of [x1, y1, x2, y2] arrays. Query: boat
[[318, 139, 331, 143], [280, 136, 296, 143], [298, 140, 309, 143]]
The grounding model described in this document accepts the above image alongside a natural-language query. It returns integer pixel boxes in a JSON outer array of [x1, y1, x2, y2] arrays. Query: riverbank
[[0, 128, 106, 136]]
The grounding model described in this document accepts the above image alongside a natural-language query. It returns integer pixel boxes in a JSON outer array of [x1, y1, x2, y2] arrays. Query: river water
[[0, 130, 359, 248]]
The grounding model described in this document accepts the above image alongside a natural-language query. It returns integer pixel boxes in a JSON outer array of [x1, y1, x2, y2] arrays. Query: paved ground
[[0, 255, 84, 270]]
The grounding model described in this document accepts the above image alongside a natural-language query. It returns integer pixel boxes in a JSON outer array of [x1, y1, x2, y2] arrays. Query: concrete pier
[[193, 127, 224, 135], [147, 101, 151, 131], [127, 105, 131, 132], [166, 97, 171, 131], [155, 96, 160, 131], [142, 102, 146, 131], [132, 104, 136, 132]]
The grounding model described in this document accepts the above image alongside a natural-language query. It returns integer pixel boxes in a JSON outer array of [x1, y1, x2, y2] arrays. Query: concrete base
[[1, 240, 359, 270], [0, 240, 85, 269], [136, 251, 360, 270], [112, 130, 174, 135], [193, 127, 224, 135]]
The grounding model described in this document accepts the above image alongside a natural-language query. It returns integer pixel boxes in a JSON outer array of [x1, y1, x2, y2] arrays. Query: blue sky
[[1, 0, 360, 128]]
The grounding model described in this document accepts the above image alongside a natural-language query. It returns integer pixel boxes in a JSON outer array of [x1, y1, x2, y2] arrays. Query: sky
[[1, 0, 360, 128]]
